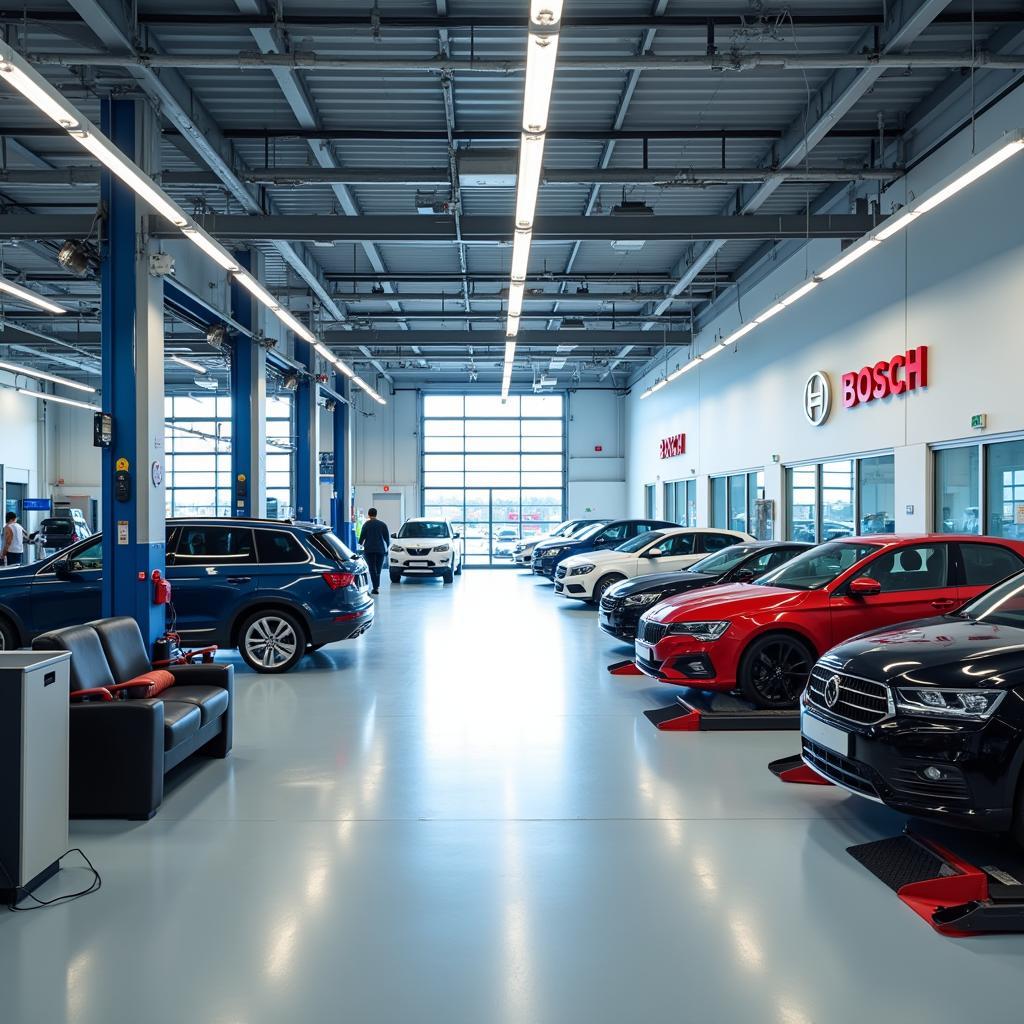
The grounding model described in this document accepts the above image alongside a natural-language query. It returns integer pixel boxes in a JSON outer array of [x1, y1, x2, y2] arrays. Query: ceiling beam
[[322, 329, 685, 348]]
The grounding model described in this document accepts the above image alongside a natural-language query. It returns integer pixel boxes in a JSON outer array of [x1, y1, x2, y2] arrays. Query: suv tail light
[[322, 571, 356, 591]]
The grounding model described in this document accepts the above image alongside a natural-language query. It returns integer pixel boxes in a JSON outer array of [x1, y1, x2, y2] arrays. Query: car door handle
[[930, 598, 957, 609], [227, 576, 252, 584]]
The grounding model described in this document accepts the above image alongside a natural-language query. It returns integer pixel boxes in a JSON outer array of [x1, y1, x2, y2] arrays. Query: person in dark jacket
[[359, 507, 391, 594]]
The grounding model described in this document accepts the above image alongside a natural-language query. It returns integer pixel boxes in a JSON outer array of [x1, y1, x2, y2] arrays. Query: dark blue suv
[[532, 518, 678, 578], [0, 518, 373, 674]]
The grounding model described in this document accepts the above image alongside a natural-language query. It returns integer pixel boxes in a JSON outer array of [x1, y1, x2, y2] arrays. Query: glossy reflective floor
[[4, 571, 1024, 1023]]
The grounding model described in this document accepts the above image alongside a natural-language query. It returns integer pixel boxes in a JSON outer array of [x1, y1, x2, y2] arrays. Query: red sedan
[[633, 534, 1024, 708]]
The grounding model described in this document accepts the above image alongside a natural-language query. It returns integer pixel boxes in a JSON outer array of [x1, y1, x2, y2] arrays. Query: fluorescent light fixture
[[0, 359, 94, 392], [650, 378, 668, 393], [335, 359, 354, 378], [722, 322, 758, 346], [782, 280, 819, 305], [754, 302, 786, 325], [351, 376, 366, 388], [917, 137, 1024, 213], [667, 358, 701, 381], [17, 387, 99, 412], [73, 130, 188, 227], [274, 307, 317, 344], [0, 48, 79, 128], [234, 272, 279, 310], [818, 240, 880, 280], [506, 315, 521, 337], [511, 229, 532, 280], [504, 341, 517, 363], [315, 343, 334, 361], [182, 227, 239, 272], [701, 342, 726, 360], [508, 280, 526, 319], [874, 209, 921, 241], [0, 276, 66, 314], [171, 355, 206, 374], [522, 32, 560, 134], [515, 134, 545, 229]]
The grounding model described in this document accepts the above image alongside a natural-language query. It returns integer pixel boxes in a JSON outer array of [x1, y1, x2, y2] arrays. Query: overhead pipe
[[27, 49, 1024, 72]]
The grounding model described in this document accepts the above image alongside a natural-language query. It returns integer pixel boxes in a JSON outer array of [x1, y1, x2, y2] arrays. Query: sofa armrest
[[167, 662, 234, 691], [69, 700, 166, 818], [70, 687, 114, 702]]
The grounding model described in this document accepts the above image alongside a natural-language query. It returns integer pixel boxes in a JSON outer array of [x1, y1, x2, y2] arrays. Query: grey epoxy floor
[[4, 571, 1024, 1023]]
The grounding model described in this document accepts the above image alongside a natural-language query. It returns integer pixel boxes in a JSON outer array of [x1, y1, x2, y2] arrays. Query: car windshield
[[567, 522, 609, 543], [549, 521, 576, 537], [398, 521, 450, 539], [615, 530, 665, 554], [756, 541, 880, 591], [957, 572, 1024, 628], [688, 544, 760, 576]]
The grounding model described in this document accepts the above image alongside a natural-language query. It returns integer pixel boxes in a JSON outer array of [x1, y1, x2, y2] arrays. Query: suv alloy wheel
[[239, 608, 306, 673]]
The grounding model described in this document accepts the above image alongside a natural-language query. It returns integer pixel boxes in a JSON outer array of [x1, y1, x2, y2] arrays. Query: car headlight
[[545, 547, 565, 558], [569, 563, 595, 576], [895, 687, 1005, 719], [434, 544, 450, 552], [624, 591, 662, 608], [666, 621, 730, 641], [391, 545, 405, 553]]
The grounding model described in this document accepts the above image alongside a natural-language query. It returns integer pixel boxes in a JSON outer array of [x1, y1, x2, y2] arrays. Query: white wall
[[625, 83, 1024, 534], [351, 389, 419, 522], [0, 382, 46, 527]]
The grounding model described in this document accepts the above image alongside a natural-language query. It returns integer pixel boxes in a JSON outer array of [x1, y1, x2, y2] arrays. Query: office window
[[164, 395, 232, 517], [986, 439, 1024, 539], [266, 394, 295, 519], [664, 479, 697, 526], [644, 484, 656, 518], [787, 454, 894, 542], [711, 470, 764, 533], [935, 447, 980, 534], [711, 477, 727, 528], [859, 455, 896, 534], [787, 465, 819, 542]]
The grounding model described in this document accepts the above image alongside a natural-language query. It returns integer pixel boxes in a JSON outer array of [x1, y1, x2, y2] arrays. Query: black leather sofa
[[33, 616, 233, 819]]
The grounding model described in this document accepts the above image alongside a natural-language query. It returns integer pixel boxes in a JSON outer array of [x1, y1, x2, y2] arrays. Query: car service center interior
[[4, 1, 1024, 1021]]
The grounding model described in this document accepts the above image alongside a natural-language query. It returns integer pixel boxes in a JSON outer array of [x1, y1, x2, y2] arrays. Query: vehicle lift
[[607, 659, 801, 732], [770, 753, 1024, 935]]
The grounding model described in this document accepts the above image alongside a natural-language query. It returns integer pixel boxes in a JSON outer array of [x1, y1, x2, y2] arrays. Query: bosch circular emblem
[[804, 371, 832, 426], [823, 674, 841, 708]]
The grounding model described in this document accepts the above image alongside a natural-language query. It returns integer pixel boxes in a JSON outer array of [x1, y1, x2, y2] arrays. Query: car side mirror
[[645, 547, 664, 558], [593, 536, 608, 546], [848, 576, 882, 597], [453, 532, 461, 539], [391, 533, 398, 539], [733, 568, 755, 582]]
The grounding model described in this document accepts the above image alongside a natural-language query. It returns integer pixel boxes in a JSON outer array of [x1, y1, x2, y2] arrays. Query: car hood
[[610, 569, 721, 598], [820, 616, 1024, 688], [534, 538, 583, 554], [561, 549, 631, 570], [644, 582, 812, 622], [395, 538, 451, 548]]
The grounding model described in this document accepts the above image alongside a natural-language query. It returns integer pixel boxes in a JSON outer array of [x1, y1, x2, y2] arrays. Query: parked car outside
[[532, 518, 678, 579], [514, 518, 609, 566], [634, 534, 1024, 708], [555, 527, 754, 604], [493, 527, 520, 559], [37, 515, 92, 554], [0, 518, 373, 673], [599, 541, 812, 642], [389, 517, 463, 583], [800, 569, 1024, 845]]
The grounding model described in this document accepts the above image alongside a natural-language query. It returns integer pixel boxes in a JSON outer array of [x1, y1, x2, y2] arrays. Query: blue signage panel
[[23, 498, 52, 511]]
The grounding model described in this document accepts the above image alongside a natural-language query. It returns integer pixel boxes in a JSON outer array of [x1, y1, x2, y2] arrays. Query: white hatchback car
[[389, 517, 463, 584], [554, 527, 755, 603]]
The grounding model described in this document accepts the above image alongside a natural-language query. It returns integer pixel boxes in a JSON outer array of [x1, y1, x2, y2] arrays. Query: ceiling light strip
[[170, 355, 206, 374], [0, 358, 95, 392], [16, 387, 100, 412], [0, 276, 66, 314]]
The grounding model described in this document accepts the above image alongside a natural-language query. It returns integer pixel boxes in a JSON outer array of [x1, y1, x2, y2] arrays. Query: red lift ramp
[[643, 690, 801, 731], [607, 659, 643, 676]]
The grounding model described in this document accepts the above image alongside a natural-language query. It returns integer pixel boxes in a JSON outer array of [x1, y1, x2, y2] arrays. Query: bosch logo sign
[[803, 372, 832, 426], [842, 346, 928, 409], [660, 433, 686, 459], [823, 675, 841, 709]]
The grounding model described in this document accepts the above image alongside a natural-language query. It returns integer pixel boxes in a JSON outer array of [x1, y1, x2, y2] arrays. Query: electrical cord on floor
[[0, 849, 101, 911]]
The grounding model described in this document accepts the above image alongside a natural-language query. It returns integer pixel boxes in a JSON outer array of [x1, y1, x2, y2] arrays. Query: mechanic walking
[[359, 507, 390, 595], [2, 511, 26, 566]]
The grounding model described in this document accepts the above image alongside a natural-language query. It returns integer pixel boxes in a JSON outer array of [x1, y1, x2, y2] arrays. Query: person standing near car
[[2, 511, 26, 565], [359, 507, 390, 595]]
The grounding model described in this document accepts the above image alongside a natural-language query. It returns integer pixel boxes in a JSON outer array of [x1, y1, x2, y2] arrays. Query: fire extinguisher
[[152, 569, 172, 605]]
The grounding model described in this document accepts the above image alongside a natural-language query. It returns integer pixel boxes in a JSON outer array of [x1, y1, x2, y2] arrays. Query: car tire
[[238, 608, 307, 674], [591, 574, 626, 605], [454, 556, 462, 575], [738, 633, 816, 709], [390, 571, 402, 584], [0, 614, 17, 651], [442, 569, 454, 584]]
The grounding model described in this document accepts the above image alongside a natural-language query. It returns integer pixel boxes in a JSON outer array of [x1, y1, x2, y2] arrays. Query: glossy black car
[[800, 570, 1024, 843], [532, 518, 677, 579], [598, 541, 812, 642]]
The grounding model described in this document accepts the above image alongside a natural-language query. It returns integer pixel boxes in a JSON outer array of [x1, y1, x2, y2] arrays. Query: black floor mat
[[847, 836, 950, 892]]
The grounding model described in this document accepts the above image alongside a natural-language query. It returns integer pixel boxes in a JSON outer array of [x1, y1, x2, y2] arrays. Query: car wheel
[[442, 569, 454, 584], [738, 633, 816, 709], [390, 571, 402, 584], [239, 609, 306, 674], [0, 615, 17, 650], [591, 574, 625, 605], [454, 556, 462, 575]]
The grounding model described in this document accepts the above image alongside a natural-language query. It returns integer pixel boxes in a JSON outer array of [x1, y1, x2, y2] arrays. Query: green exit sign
[[971, 414, 987, 429]]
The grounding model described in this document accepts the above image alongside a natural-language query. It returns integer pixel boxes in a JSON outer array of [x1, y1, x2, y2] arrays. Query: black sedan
[[598, 541, 812, 642], [800, 570, 1024, 845]]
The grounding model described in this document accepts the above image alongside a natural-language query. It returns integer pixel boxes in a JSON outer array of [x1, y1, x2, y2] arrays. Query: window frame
[[709, 469, 764, 533], [932, 434, 1024, 539]]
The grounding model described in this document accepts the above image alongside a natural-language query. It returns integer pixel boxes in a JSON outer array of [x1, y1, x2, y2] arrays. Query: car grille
[[407, 547, 431, 556], [805, 666, 889, 725], [801, 738, 880, 798], [555, 565, 568, 580], [600, 593, 620, 612], [637, 619, 669, 645]]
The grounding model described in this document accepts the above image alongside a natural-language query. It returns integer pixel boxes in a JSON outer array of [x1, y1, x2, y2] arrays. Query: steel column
[[99, 97, 166, 645], [293, 345, 318, 521], [332, 375, 354, 548]]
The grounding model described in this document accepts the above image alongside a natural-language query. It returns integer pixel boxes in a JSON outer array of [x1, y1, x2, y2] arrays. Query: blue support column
[[332, 375, 355, 547], [294, 344, 317, 521], [100, 98, 166, 645], [230, 250, 255, 517]]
